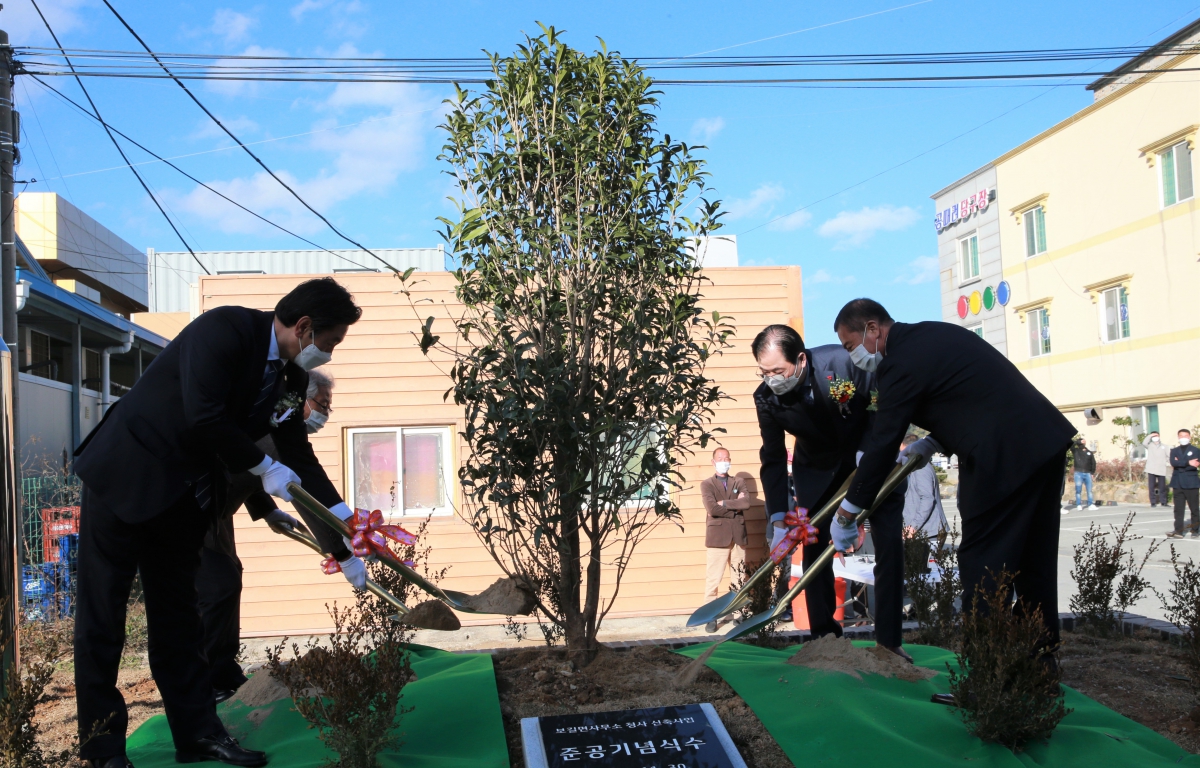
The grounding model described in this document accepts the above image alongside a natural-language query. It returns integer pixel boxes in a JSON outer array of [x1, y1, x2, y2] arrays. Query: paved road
[[944, 498, 1188, 624]]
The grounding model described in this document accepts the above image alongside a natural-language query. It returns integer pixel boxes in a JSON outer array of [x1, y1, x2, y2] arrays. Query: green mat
[[677, 641, 1200, 767], [126, 645, 509, 768]]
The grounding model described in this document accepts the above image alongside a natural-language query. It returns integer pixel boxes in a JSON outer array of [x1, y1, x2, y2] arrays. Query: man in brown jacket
[[701, 448, 751, 631]]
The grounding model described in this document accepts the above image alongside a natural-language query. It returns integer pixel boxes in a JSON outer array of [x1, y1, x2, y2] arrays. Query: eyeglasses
[[755, 365, 794, 380], [308, 397, 333, 415]]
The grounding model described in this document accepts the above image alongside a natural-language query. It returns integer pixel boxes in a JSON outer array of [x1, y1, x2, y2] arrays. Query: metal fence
[[20, 474, 82, 620]]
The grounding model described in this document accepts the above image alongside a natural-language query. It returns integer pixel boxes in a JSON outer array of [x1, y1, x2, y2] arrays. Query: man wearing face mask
[[700, 448, 750, 632], [752, 324, 908, 657], [1169, 429, 1200, 538], [832, 298, 1075, 659], [1143, 431, 1170, 508], [195, 367, 347, 705], [72, 278, 362, 768]]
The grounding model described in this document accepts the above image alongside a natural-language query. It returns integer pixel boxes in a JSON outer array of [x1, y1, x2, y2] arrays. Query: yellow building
[[936, 21, 1200, 458]]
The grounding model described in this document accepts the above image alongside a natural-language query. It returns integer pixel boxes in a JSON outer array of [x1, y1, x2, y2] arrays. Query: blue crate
[[22, 565, 56, 620]]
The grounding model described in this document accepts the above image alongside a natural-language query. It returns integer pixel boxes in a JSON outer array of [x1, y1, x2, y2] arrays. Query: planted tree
[[413, 26, 731, 663], [902, 526, 961, 648], [1160, 545, 1200, 700], [1068, 512, 1158, 635]]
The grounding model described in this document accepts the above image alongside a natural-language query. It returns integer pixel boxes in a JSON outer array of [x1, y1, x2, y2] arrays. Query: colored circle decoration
[[969, 291, 982, 315], [996, 280, 1011, 306], [982, 286, 996, 311], [957, 295, 969, 319]]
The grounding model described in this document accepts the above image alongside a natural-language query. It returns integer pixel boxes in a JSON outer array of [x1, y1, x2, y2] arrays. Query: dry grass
[[34, 668, 162, 756]]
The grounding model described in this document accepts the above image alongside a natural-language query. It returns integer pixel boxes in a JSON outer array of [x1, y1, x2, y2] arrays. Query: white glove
[[253, 457, 302, 501], [338, 555, 367, 590], [263, 509, 307, 534], [770, 523, 788, 550], [329, 502, 354, 521], [831, 514, 861, 552], [899, 437, 944, 468]]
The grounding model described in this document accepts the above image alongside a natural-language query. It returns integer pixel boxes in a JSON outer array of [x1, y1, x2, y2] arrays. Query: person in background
[[1143, 431, 1171, 508], [1069, 436, 1098, 512], [1168, 429, 1200, 538], [700, 447, 750, 633], [900, 433, 947, 546]]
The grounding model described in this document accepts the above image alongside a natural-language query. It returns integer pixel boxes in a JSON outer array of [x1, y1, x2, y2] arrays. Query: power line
[[27, 0, 209, 277], [31, 75, 379, 273], [98, 0, 398, 275]]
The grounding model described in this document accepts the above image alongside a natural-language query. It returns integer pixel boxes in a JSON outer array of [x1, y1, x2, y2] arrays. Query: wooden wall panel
[[200, 266, 801, 636]]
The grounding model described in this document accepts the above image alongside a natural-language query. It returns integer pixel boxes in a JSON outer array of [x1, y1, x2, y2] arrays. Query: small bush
[[1069, 512, 1158, 635], [1159, 545, 1200, 700], [903, 526, 961, 648], [948, 571, 1070, 751], [731, 559, 782, 645], [1093, 458, 1145, 482]]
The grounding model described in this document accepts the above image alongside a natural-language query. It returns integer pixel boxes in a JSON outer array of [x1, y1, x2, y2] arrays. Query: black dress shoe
[[176, 733, 267, 766], [214, 688, 238, 704], [87, 756, 135, 768]]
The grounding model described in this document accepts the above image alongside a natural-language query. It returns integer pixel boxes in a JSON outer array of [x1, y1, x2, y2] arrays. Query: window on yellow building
[[1101, 285, 1130, 342], [1028, 307, 1051, 357], [958, 234, 980, 283], [347, 426, 453, 517], [967, 322, 983, 338], [1161, 141, 1194, 207], [1023, 206, 1047, 257]]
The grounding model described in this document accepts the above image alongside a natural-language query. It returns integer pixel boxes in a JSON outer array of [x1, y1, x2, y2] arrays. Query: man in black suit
[[832, 299, 1075, 651], [73, 278, 364, 768], [753, 324, 908, 656]]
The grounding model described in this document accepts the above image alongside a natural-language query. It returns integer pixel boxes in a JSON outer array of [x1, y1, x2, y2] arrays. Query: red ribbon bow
[[349, 508, 417, 565], [769, 508, 819, 564], [321, 556, 342, 575]]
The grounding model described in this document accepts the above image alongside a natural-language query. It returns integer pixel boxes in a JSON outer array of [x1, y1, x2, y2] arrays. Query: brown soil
[[35, 668, 163, 755], [1059, 629, 1200, 753], [493, 644, 794, 768], [786, 635, 936, 682], [463, 577, 537, 616], [227, 667, 291, 708], [402, 599, 462, 631]]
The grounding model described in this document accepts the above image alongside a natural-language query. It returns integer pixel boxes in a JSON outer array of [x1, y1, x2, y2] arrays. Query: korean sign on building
[[935, 188, 993, 232]]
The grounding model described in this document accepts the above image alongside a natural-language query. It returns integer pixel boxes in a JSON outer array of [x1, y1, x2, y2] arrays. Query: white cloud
[[807, 269, 855, 285], [767, 210, 812, 232], [204, 45, 290, 97], [212, 8, 257, 44], [689, 117, 725, 144], [817, 205, 920, 248], [894, 255, 940, 285], [172, 81, 440, 235], [3, 0, 89, 44], [291, 0, 329, 19], [723, 183, 783, 221]]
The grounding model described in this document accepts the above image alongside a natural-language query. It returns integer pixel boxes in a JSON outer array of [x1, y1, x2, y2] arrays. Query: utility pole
[[0, 27, 18, 678]]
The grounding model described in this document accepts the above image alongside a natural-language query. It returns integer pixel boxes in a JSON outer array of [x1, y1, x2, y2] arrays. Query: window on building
[[958, 234, 980, 283], [1101, 285, 1130, 342], [1027, 307, 1051, 357], [1161, 141, 1194, 207], [967, 322, 983, 338], [1128, 404, 1159, 459], [83, 348, 101, 393], [1023, 206, 1047, 257], [347, 426, 454, 517], [25, 330, 71, 384]]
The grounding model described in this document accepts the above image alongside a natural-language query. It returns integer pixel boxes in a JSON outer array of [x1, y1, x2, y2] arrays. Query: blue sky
[[6, 0, 1198, 344]]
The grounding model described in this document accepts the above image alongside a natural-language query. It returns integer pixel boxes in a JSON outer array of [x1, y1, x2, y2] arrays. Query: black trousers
[[800, 478, 905, 644], [958, 452, 1065, 650], [74, 486, 223, 759], [1149, 474, 1168, 506], [196, 543, 248, 691], [1176, 488, 1200, 534]]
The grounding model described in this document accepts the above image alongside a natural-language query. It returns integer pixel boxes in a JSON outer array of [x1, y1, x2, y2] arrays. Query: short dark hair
[[833, 298, 894, 333], [901, 433, 920, 447], [751, 324, 805, 362], [1182, 428, 1193, 436], [275, 277, 362, 333], [712, 447, 730, 459]]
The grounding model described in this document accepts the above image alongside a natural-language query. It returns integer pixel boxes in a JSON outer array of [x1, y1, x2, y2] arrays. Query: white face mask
[[1183, 438, 1193, 446], [1151, 436, 1160, 443], [715, 461, 731, 475], [305, 409, 328, 434], [764, 357, 804, 396], [849, 331, 883, 372], [295, 329, 333, 371]]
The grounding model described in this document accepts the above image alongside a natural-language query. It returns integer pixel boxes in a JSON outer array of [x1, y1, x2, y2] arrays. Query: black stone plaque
[[525, 703, 742, 768]]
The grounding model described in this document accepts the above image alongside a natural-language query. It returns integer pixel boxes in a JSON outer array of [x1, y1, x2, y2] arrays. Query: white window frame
[[1028, 307, 1051, 358], [345, 425, 456, 518], [967, 322, 983, 338], [1023, 206, 1047, 258], [958, 233, 980, 284], [1160, 140, 1195, 208], [1100, 285, 1130, 343]]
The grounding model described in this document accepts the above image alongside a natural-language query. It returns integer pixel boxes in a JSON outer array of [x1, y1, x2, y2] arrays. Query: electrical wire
[[27, 0, 209, 276], [98, 0, 398, 275]]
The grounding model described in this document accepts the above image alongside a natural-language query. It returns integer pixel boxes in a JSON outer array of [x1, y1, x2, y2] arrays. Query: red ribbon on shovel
[[769, 508, 819, 565], [349, 508, 417, 565]]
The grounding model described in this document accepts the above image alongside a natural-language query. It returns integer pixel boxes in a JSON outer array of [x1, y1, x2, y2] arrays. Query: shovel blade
[[686, 591, 741, 628], [723, 605, 786, 642]]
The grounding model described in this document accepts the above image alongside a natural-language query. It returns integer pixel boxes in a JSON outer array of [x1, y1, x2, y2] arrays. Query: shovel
[[686, 472, 856, 628], [285, 482, 485, 614], [720, 453, 923, 643]]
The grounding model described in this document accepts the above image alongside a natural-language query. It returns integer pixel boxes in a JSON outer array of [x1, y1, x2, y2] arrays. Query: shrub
[[731, 559, 782, 645], [903, 526, 961, 648], [1093, 458, 1145, 482], [1159, 545, 1200, 700], [1069, 512, 1158, 635], [948, 571, 1070, 751]]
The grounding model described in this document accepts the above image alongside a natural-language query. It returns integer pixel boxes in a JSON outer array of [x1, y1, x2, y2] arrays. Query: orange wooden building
[[194, 266, 803, 637]]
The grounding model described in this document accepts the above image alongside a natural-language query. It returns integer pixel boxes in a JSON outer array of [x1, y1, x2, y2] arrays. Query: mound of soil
[[403, 599, 462, 631], [786, 635, 936, 683], [463, 577, 537, 616], [226, 667, 291, 708], [494, 644, 793, 768]]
